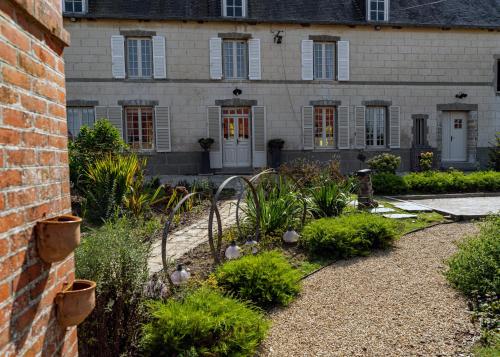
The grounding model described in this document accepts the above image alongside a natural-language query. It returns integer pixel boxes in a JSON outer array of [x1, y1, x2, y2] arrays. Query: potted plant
[[36, 215, 82, 263], [268, 138, 285, 169], [55, 279, 96, 327], [198, 138, 215, 174]]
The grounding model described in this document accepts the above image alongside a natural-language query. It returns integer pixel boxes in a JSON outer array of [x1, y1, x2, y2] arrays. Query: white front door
[[442, 112, 467, 162], [222, 107, 251, 167]]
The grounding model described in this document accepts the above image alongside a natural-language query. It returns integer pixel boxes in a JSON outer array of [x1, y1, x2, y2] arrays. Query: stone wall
[[0, 1, 75, 356]]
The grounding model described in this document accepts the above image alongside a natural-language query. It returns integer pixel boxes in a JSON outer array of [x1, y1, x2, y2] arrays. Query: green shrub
[[301, 213, 398, 257], [69, 119, 128, 191], [419, 151, 434, 171], [214, 251, 302, 308], [445, 216, 500, 297], [278, 159, 343, 188], [309, 177, 355, 218], [367, 153, 401, 174], [242, 177, 304, 235], [372, 173, 408, 195], [141, 287, 269, 357], [75, 217, 159, 357], [82, 154, 141, 223], [404, 171, 500, 194]]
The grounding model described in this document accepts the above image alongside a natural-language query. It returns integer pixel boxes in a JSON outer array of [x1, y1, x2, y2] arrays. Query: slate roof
[[67, 0, 500, 29]]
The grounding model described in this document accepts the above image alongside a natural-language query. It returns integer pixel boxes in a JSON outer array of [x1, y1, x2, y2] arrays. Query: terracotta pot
[[36, 215, 82, 263], [55, 279, 96, 327]]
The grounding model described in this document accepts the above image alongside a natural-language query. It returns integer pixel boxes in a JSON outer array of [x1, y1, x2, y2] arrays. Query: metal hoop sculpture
[[235, 169, 309, 237], [161, 192, 222, 286], [208, 175, 260, 265]]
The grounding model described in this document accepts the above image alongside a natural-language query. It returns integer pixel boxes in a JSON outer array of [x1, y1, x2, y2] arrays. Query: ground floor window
[[125, 107, 154, 150], [67, 107, 95, 140], [314, 106, 335, 148], [366, 107, 386, 147], [414, 117, 427, 147]]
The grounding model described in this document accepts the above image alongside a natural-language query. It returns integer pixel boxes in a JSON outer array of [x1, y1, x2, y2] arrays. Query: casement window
[[223, 40, 248, 79], [125, 107, 155, 150], [222, 0, 246, 17], [313, 43, 335, 80], [63, 0, 86, 13], [67, 107, 95, 140], [414, 117, 427, 147], [314, 107, 335, 148], [368, 0, 389, 22], [366, 107, 386, 147], [126, 38, 153, 78]]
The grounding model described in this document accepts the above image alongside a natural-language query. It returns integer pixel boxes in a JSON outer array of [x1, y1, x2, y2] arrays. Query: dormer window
[[367, 0, 388, 22], [223, 0, 247, 18], [63, 0, 86, 14]]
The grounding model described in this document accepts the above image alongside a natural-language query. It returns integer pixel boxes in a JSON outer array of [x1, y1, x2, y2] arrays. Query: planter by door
[[198, 138, 214, 174], [268, 139, 285, 169], [36, 215, 82, 263], [55, 279, 96, 327]]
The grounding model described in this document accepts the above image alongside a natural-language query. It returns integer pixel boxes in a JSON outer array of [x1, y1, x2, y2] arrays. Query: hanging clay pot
[[36, 215, 82, 263], [55, 279, 96, 327]]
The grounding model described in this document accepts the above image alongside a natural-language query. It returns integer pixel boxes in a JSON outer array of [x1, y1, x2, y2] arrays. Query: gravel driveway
[[261, 223, 480, 356]]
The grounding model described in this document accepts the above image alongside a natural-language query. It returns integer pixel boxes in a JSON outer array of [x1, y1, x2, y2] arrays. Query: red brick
[[23, 131, 48, 147], [21, 93, 47, 114], [7, 149, 36, 166], [0, 41, 17, 66], [48, 135, 66, 149], [38, 183, 58, 201], [0, 282, 9, 302], [33, 80, 58, 101], [0, 237, 7, 256], [18, 53, 45, 77], [0, 327, 9, 350], [0, 127, 21, 145], [14, 305, 37, 334], [7, 188, 36, 209], [0, 249, 26, 281], [0, 170, 22, 189], [3, 108, 32, 128], [0, 213, 24, 234], [2, 65, 31, 90], [0, 85, 19, 104], [47, 103, 65, 118], [32, 43, 56, 69], [26, 203, 51, 222], [13, 264, 43, 292], [9, 229, 31, 253], [0, 21, 30, 52], [38, 150, 55, 165], [0, 194, 4, 211], [56, 257, 74, 281]]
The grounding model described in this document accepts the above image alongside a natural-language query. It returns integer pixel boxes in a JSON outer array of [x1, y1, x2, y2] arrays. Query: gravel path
[[261, 223, 480, 356]]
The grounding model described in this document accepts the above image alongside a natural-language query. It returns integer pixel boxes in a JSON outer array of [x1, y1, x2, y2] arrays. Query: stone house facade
[[63, 0, 500, 174], [1, 0, 77, 356]]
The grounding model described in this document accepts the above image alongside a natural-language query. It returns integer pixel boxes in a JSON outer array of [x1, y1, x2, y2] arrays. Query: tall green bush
[[372, 173, 408, 195], [214, 251, 302, 308], [75, 217, 159, 357], [445, 216, 500, 297], [367, 153, 401, 174], [69, 119, 128, 190], [301, 213, 398, 257], [309, 177, 355, 218], [141, 287, 269, 357]]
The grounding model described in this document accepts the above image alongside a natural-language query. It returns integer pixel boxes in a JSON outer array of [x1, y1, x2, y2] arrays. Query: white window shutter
[[107, 106, 123, 138], [337, 106, 350, 149], [302, 106, 314, 150], [111, 35, 125, 79], [248, 39, 261, 80], [252, 106, 266, 167], [155, 107, 171, 152], [337, 40, 350, 81], [152, 36, 167, 79], [301, 40, 314, 81], [209, 38, 222, 80], [207, 106, 222, 168], [389, 106, 401, 148], [354, 106, 366, 148], [94, 106, 108, 121]]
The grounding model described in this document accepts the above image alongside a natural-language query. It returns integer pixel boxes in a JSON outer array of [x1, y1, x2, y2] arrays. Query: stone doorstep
[[391, 202, 433, 212]]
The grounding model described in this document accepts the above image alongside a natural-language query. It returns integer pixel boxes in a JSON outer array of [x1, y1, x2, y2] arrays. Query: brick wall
[[0, 1, 76, 356]]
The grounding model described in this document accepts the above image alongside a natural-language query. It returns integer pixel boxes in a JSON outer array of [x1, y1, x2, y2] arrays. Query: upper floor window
[[366, 107, 386, 147], [126, 38, 153, 78], [125, 107, 154, 150], [314, 42, 335, 80], [223, 40, 247, 79], [223, 0, 246, 18], [67, 107, 95, 140], [368, 0, 388, 22], [63, 0, 86, 13], [314, 107, 336, 148]]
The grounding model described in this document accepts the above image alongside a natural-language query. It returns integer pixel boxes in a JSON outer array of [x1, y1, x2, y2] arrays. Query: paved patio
[[408, 196, 500, 219]]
